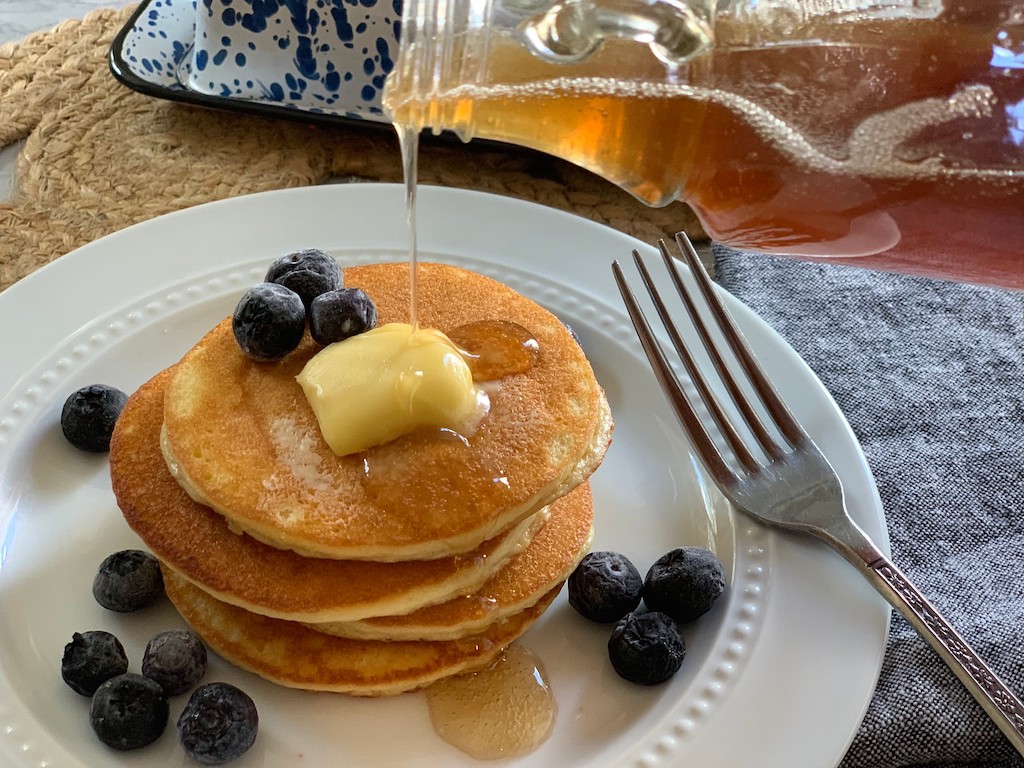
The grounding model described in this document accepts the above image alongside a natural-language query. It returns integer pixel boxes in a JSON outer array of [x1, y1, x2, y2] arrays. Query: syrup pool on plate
[[426, 644, 557, 759]]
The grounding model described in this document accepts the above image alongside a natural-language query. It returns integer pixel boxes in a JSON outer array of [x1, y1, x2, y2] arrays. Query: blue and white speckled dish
[[109, 0, 401, 125]]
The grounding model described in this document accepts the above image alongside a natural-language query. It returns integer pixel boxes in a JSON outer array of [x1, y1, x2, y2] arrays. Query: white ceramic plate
[[0, 184, 889, 767]]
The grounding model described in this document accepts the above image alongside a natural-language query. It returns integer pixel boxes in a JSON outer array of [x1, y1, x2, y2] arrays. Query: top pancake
[[161, 262, 612, 561]]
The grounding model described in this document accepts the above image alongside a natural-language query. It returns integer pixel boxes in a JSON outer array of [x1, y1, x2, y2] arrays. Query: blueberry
[[568, 551, 643, 623], [90, 673, 169, 750], [608, 611, 686, 685], [308, 287, 378, 345], [265, 248, 342, 310], [60, 384, 128, 452], [142, 629, 208, 696], [178, 682, 258, 765], [61, 631, 129, 696], [231, 283, 307, 362], [643, 547, 726, 623], [93, 550, 165, 612]]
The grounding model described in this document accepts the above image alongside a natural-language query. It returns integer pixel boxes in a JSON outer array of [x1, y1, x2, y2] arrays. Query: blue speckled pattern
[[114, 0, 192, 88], [115, 0, 400, 122]]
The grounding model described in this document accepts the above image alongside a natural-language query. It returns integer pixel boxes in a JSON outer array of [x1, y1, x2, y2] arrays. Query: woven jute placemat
[[0, 5, 703, 292]]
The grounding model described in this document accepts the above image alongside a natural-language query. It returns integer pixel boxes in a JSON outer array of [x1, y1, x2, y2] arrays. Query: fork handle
[[863, 553, 1024, 755]]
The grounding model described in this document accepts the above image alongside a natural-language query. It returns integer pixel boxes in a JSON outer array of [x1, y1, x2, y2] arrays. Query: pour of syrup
[[426, 644, 556, 759], [396, 123, 421, 327], [397, 124, 541, 387], [395, 125, 555, 755], [448, 320, 540, 381]]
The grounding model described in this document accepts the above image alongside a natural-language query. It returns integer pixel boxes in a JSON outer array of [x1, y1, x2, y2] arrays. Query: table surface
[[1, 0, 134, 199], [0, 0, 124, 45]]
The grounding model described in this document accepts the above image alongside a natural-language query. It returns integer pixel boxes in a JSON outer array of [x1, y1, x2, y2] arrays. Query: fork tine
[[651, 240, 786, 466], [631, 249, 762, 474], [619, 247, 1024, 758], [657, 237, 789, 462], [612, 259, 740, 489], [671, 232, 808, 449]]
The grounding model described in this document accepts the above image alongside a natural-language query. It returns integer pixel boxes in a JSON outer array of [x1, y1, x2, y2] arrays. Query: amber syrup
[[425, 644, 557, 759]]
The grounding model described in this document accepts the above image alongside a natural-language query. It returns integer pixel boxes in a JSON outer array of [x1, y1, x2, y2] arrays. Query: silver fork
[[612, 233, 1024, 756]]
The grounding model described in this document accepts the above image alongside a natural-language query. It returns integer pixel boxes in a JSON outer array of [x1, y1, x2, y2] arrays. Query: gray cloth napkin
[[712, 245, 1024, 768]]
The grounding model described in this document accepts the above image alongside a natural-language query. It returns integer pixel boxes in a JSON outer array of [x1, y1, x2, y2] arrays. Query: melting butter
[[296, 323, 489, 456]]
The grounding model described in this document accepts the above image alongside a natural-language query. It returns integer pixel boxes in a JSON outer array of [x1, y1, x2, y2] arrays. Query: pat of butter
[[296, 323, 489, 456]]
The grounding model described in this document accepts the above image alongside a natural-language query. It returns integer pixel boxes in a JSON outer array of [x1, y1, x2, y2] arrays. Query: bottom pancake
[[163, 570, 560, 697], [307, 484, 593, 641]]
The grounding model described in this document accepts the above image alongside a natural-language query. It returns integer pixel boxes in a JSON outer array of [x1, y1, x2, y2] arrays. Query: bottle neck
[[384, 0, 719, 136], [384, 0, 495, 138]]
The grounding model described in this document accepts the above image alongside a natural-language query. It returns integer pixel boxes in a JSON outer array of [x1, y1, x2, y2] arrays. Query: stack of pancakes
[[110, 262, 612, 696]]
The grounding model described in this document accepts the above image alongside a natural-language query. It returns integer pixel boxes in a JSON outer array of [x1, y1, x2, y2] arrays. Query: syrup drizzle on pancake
[[450, 319, 541, 381]]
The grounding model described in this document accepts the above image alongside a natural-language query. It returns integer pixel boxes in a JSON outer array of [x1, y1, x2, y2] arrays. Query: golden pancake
[[309, 482, 594, 641], [163, 569, 560, 697], [110, 369, 550, 623], [161, 262, 612, 561]]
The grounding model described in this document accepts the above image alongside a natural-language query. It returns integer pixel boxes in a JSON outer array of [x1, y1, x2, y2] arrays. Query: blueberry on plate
[[90, 673, 169, 750], [142, 629, 208, 696], [568, 551, 644, 623], [93, 550, 165, 612], [308, 287, 378, 346], [265, 248, 342, 310], [60, 384, 128, 452], [643, 547, 726, 623], [61, 630, 129, 696], [178, 682, 258, 765], [608, 611, 686, 685], [231, 282, 307, 362]]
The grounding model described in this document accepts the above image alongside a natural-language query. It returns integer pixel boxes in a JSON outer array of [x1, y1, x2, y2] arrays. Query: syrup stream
[[396, 124, 420, 328]]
